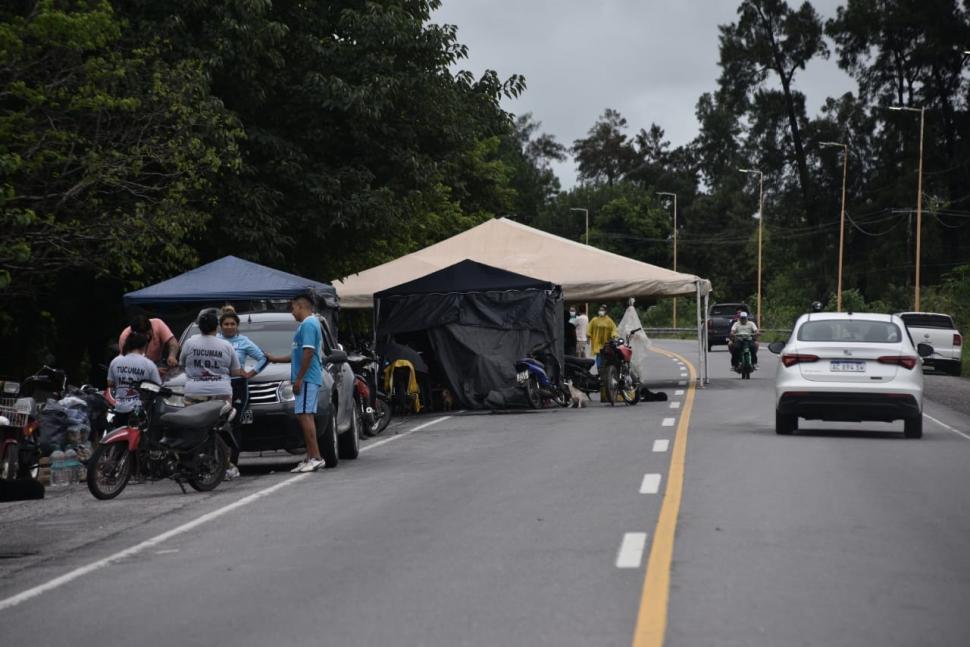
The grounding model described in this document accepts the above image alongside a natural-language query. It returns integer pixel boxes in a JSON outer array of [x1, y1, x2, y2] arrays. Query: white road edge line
[[924, 413, 970, 441], [640, 474, 662, 494], [652, 439, 670, 453], [0, 415, 453, 613], [616, 532, 648, 569]]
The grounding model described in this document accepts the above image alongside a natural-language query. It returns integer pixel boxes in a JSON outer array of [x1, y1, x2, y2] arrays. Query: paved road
[[1, 341, 968, 646]]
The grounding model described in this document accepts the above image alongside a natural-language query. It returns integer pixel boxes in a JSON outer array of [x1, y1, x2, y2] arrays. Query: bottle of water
[[49, 450, 67, 488], [64, 448, 80, 485]]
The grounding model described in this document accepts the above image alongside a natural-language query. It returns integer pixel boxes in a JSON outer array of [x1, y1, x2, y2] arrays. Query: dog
[[440, 388, 455, 412], [567, 382, 590, 408]]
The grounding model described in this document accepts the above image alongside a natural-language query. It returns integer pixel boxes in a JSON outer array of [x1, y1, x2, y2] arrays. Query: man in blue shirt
[[289, 294, 326, 473]]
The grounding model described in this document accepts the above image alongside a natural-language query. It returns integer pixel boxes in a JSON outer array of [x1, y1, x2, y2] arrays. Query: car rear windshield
[[900, 313, 954, 329], [710, 304, 748, 316], [797, 320, 903, 343], [182, 321, 296, 356]]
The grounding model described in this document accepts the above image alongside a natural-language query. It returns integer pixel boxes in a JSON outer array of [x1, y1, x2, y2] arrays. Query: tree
[[571, 108, 638, 186]]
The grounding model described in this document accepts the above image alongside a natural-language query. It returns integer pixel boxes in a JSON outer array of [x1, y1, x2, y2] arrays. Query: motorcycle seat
[[161, 400, 229, 429], [565, 356, 596, 369]]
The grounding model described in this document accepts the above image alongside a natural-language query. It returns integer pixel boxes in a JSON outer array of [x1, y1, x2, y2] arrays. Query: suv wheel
[[318, 407, 339, 468], [904, 414, 923, 439], [338, 403, 361, 460], [775, 410, 795, 435]]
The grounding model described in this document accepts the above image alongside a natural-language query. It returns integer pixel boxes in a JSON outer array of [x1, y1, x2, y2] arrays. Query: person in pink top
[[118, 314, 179, 370]]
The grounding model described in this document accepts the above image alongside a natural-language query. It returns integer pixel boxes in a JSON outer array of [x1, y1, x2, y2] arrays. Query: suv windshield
[[182, 320, 297, 356], [710, 304, 747, 316], [900, 314, 954, 329], [798, 320, 902, 344]]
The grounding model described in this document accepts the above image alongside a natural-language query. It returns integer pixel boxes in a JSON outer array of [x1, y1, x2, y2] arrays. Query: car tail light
[[781, 353, 818, 367], [878, 355, 918, 370], [706, 319, 713, 329], [954, 333, 962, 347]]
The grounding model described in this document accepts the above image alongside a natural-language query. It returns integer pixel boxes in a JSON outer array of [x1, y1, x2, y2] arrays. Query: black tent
[[375, 259, 563, 409], [123, 256, 340, 336]]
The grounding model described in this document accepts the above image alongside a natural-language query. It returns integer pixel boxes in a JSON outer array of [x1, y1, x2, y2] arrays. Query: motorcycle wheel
[[188, 436, 228, 492], [619, 365, 640, 406], [526, 375, 543, 409], [552, 384, 570, 408], [371, 396, 391, 435], [1, 443, 17, 481], [87, 443, 133, 500], [603, 365, 618, 406]]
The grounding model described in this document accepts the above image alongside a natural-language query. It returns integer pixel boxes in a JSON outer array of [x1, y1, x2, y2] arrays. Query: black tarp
[[122, 256, 340, 338], [375, 260, 563, 409]]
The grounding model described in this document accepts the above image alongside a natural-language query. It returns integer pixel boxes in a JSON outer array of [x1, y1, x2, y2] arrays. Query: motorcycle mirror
[[767, 341, 785, 354]]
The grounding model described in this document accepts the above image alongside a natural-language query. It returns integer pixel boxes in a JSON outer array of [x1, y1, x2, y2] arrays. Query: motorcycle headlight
[[163, 390, 186, 408], [278, 380, 295, 402]]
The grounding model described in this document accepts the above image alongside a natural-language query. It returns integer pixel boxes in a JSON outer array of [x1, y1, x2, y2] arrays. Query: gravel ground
[[923, 371, 970, 418]]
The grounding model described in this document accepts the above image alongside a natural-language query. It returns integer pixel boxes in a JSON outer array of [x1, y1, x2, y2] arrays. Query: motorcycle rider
[[729, 311, 760, 371]]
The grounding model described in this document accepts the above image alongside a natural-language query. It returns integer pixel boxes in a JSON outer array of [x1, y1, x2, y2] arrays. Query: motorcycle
[[0, 364, 72, 482], [731, 335, 757, 380], [599, 338, 640, 406], [515, 342, 569, 409], [86, 381, 234, 500], [348, 348, 391, 438]]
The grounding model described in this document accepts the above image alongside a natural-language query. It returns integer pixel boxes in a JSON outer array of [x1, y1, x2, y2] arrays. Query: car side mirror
[[916, 343, 934, 358], [327, 350, 348, 364], [768, 341, 785, 354]]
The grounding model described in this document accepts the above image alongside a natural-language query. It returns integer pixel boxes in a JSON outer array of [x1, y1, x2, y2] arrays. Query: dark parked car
[[163, 312, 359, 463], [706, 302, 751, 352]]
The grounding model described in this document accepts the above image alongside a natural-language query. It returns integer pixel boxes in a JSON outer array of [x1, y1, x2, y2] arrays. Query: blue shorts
[[294, 382, 320, 415]]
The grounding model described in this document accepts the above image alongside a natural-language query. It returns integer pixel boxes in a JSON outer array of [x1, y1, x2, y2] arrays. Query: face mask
[[569, 310, 576, 316], [598, 310, 606, 316]]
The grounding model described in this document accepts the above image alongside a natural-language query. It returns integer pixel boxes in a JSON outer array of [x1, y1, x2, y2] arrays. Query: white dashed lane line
[[674, 390, 684, 396], [640, 474, 662, 494], [662, 418, 676, 427], [669, 401, 681, 409], [653, 439, 670, 452], [617, 533, 648, 569]]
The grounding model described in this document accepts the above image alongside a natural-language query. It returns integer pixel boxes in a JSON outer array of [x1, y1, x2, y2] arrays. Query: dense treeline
[[2, 0, 969, 382]]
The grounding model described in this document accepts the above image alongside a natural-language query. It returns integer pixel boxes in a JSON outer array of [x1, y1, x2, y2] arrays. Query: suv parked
[[706, 302, 751, 352], [898, 312, 963, 376], [163, 311, 359, 462]]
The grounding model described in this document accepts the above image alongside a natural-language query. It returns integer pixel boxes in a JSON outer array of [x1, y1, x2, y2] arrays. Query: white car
[[768, 313, 933, 438]]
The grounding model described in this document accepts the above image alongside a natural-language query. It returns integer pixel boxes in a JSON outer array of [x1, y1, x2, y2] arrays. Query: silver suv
[[163, 311, 359, 463]]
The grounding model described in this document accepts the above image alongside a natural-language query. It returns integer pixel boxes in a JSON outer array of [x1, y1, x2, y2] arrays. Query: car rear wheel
[[338, 402, 361, 460], [775, 410, 795, 435], [318, 407, 339, 468], [904, 414, 923, 439]]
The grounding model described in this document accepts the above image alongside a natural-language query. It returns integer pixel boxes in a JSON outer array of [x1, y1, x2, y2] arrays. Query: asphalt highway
[[2, 341, 969, 647]]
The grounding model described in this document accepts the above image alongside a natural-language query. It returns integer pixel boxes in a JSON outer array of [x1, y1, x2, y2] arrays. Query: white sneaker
[[225, 464, 240, 480], [298, 457, 326, 472], [290, 460, 308, 473]]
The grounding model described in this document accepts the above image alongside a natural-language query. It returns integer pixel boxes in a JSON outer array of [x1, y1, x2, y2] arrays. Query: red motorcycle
[[599, 338, 640, 406], [86, 381, 233, 500]]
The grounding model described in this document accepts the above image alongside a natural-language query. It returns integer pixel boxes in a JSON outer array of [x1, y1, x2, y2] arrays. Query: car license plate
[[240, 408, 254, 424], [830, 360, 865, 372], [516, 370, 529, 383]]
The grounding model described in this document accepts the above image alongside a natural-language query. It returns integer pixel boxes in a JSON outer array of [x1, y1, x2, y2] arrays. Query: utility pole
[[657, 192, 678, 329], [890, 105, 925, 310], [820, 142, 848, 311], [738, 169, 764, 327]]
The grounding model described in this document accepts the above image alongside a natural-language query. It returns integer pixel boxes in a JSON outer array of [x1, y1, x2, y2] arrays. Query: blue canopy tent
[[123, 256, 339, 335]]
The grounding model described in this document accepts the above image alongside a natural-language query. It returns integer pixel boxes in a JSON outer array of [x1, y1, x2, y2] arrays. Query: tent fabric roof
[[375, 259, 555, 298], [124, 256, 337, 306], [334, 217, 711, 308]]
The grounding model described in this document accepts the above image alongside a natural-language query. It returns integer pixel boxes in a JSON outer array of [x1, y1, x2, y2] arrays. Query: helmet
[[810, 301, 823, 313], [738, 311, 749, 319]]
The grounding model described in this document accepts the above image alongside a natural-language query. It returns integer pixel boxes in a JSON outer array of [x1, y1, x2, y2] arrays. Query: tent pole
[[695, 281, 703, 387], [703, 290, 710, 385]]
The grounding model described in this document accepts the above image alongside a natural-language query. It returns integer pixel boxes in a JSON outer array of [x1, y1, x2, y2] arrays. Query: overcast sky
[[433, 0, 856, 188]]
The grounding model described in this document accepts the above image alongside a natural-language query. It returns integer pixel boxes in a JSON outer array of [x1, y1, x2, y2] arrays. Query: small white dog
[[567, 382, 590, 408]]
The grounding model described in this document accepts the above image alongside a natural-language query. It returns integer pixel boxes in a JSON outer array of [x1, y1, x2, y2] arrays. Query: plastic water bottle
[[49, 450, 67, 488], [64, 448, 81, 485]]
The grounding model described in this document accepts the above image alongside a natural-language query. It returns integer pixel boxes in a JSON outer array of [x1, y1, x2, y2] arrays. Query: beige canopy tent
[[334, 217, 713, 383]]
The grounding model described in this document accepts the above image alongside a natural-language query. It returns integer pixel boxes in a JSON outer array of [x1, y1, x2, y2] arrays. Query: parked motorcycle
[[598, 338, 640, 406], [348, 348, 391, 438], [515, 342, 569, 409], [0, 364, 72, 482], [86, 381, 233, 500]]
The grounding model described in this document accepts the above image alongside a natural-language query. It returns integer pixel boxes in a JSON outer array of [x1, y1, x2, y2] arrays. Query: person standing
[[564, 306, 577, 356], [588, 304, 618, 358], [106, 332, 161, 426], [574, 305, 590, 357], [118, 314, 179, 371], [288, 294, 326, 473]]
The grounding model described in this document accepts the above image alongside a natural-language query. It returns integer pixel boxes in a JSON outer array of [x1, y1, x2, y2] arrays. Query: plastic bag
[[617, 305, 653, 383]]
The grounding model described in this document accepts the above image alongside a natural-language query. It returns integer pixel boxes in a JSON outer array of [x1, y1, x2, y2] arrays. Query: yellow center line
[[632, 347, 698, 647]]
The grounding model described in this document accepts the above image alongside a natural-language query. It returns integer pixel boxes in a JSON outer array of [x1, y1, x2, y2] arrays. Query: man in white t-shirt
[[574, 305, 590, 357], [729, 311, 760, 369]]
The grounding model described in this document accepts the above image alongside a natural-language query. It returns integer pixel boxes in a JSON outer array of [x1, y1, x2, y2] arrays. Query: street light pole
[[890, 105, 925, 310], [657, 192, 678, 329], [738, 169, 764, 327], [570, 207, 590, 315], [820, 141, 848, 311]]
